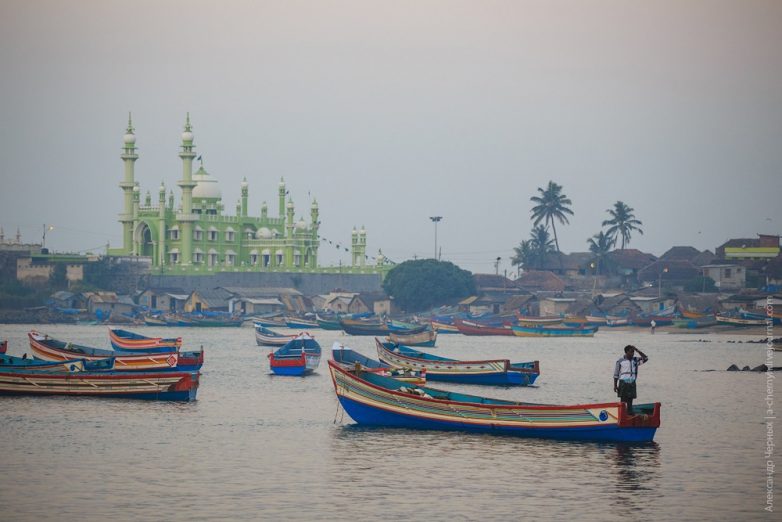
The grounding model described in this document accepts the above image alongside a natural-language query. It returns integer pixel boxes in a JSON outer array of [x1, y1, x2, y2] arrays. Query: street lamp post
[[658, 266, 669, 298], [494, 256, 501, 275], [42, 224, 54, 250], [429, 216, 442, 260]]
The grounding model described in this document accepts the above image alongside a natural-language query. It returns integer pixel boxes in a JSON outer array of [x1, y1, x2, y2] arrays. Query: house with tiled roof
[[515, 270, 566, 292]]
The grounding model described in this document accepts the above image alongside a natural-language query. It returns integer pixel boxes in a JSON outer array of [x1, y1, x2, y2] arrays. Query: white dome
[[123, 133, 136, 145], [192, 167, 222, 199], [182, 130, 194, 142], [295, 219, 307, 230], [256, 227, 273, 239]]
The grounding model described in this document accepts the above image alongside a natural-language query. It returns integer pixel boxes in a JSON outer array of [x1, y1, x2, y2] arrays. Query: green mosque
[[109, 114, 382, 275]]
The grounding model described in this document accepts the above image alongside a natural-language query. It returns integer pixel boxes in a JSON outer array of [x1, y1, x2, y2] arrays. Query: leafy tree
[[511, 240, 535, 272], [602, 201, 643, 249], [587, 231, 616, 275], [529, 225, 555, 269], [50, 263, 68, 289], [684, 275, 718, 293], [530, 181, 574, 254], [383, 259, 475, 312]]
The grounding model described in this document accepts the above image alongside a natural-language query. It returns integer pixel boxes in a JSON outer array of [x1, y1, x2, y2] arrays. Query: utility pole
[[429, 216, 442, 260]]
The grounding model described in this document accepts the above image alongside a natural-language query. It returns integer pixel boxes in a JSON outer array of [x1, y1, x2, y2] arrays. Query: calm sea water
[[0, 324, 774, 520]]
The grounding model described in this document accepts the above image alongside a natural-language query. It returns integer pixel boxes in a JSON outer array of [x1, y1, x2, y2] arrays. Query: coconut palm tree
[[602, 201, 643, 249], [530, 181, 574, 254], [587, 231, 615, 275], [511, 240, 534, 273], [529, 225, 556, 269]]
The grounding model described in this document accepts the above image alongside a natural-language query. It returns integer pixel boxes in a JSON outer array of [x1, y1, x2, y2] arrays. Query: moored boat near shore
[[109, 328, 182, 352], [331, 342, 426, 385], [716, 315, 767, 327], [430, 320, 459, 334], [268, 333, 321, 376], [328, 361, 660, 442], [511, 325, 598, 338], [29, 332, 204, 372], [453, 319, 514, 336], [255, 325, 297, 346], [284, 317, 321, 329], [376, 339, 539, 386]]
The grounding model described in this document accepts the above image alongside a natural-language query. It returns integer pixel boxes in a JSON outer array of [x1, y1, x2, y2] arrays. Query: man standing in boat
[[613, 345, 648, 415]]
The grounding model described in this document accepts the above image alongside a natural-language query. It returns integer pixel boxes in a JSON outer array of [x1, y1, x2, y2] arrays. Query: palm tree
[[511, 240, 534, 273], [587, 231, 615, 275], [529, 225, 556, 269], [602, 201, 643, 249], [530, 181, 574, 253]]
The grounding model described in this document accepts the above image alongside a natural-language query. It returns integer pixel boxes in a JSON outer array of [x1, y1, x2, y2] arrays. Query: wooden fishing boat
[[189, 315, 244, 327], [29, 332, 204, 372], [331, 342, 425, 384], [716, 315, 766, 327], [511, 325, 598, 337], [585, 315, 608, 325], [0, 368, 199, 401], [516, 314, 563, 326], [511, 326, 599, 337], [672, 317, 718, 329], [255, 325, 297, 346], [328, 361, 660, 442], [1, 352, 115, 372], [605, 318, 631, 327], [453, 319, 514, 336], [268, 333, 321, 376], [252, 316, 287, 328], [315, 314, 344, 330], [632, 316, 673, 327], [284, 316, 320, 329], [386, 329, 437, 348], [376, 339, 539, 386], [109, 328, 181, 352], [681, 310, 707, 319], [430, 320, 459, 334], [387, 320, 422, 331], [341, 319, 428, 336], [143, 315, 168, 327]]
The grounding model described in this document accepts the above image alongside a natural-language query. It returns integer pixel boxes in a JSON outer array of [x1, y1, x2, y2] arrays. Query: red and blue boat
[[29, 332, 204, 372], [109, 328, 182, 353], [511, 324, 598, 337], [268, 333, 321, 376], [375, 339, 539, 386], [329, 360, 660, 442]]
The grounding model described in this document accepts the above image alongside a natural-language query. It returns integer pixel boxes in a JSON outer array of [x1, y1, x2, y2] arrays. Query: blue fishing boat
[[331, 342, 426, 384], [375, 339, 539, 386], [268, 333, 321, 376], [511, 324, 598, 337], [328, 361, 660, 442], [1, 353, 115, 372]]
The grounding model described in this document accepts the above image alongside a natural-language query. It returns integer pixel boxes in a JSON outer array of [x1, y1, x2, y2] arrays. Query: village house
[[701, 264, 746, 291], [138, 287, 189, 312]]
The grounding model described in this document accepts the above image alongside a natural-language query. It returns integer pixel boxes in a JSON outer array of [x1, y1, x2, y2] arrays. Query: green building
[[108, 114, 377, 275]]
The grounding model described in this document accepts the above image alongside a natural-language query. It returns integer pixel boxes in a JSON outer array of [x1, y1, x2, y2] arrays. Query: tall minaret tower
[[310, 199, 319, 268], [278, 178, 286, 218], [177, 113, 197, 265], [241, 178, 249, 217], [120, 113, 138, 253]]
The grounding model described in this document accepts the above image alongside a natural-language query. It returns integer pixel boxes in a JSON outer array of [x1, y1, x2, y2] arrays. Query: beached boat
[[253, 316, 287, 328], [143, 315, 168, 327], [268, 333, 321, 376], [328, 361, 660, 442], [376, 339, 539, 386], [315, 314, 344, 330], [716, 315, 766, 327], [0, 368, 199, 401], [453, 319, 515, 336], [109, 328, 182, 352], [29, 332, 204, 372], [284, 316, 320, 329], [255, 325, 297, 346], [386, 329, 437, 348], [511, 325, 598, 337], [672, 317, 718, 329], [341, 319, 427, 336], [1, 352, 115, 372], [585, 315, 608, 325], [331, 342, 425, 384], [606, 318, 631, 327], [189, 315, 244, 327], [516, 314, 564, 326], [430, 320, 459, 334], [681, 310, 707, 319]]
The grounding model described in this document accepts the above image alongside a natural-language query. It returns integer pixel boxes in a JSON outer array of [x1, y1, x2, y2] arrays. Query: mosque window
[[169, 226, 180, 240], [193, 248, 204, 264], [208, 227, 218, 241], [169, 248, 180, 264], [225, 228, 235, 242], [194, 226, 203, 241], [250, 249, 259, 265], [262, 249, 271, 267], [225, 250, 237, 266], [207, 249, 218, 267], [275, 249, 284, 266]]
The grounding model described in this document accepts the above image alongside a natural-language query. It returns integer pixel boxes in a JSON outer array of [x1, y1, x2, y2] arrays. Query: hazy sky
[[1, 0, 780, 274]]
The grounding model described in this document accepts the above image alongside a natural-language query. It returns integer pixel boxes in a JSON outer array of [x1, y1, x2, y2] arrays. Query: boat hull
[[330, 363, 659, 442], [511, 325, 597, 337], [109, 329, 181, 353], [0, 370, 199, 401]]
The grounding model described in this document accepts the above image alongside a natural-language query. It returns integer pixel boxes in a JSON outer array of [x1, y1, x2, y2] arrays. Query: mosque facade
[[108, 115, 378, 274]]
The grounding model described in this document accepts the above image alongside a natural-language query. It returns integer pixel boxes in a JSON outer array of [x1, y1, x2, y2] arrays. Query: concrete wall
[[146, 271, 383, 296]]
